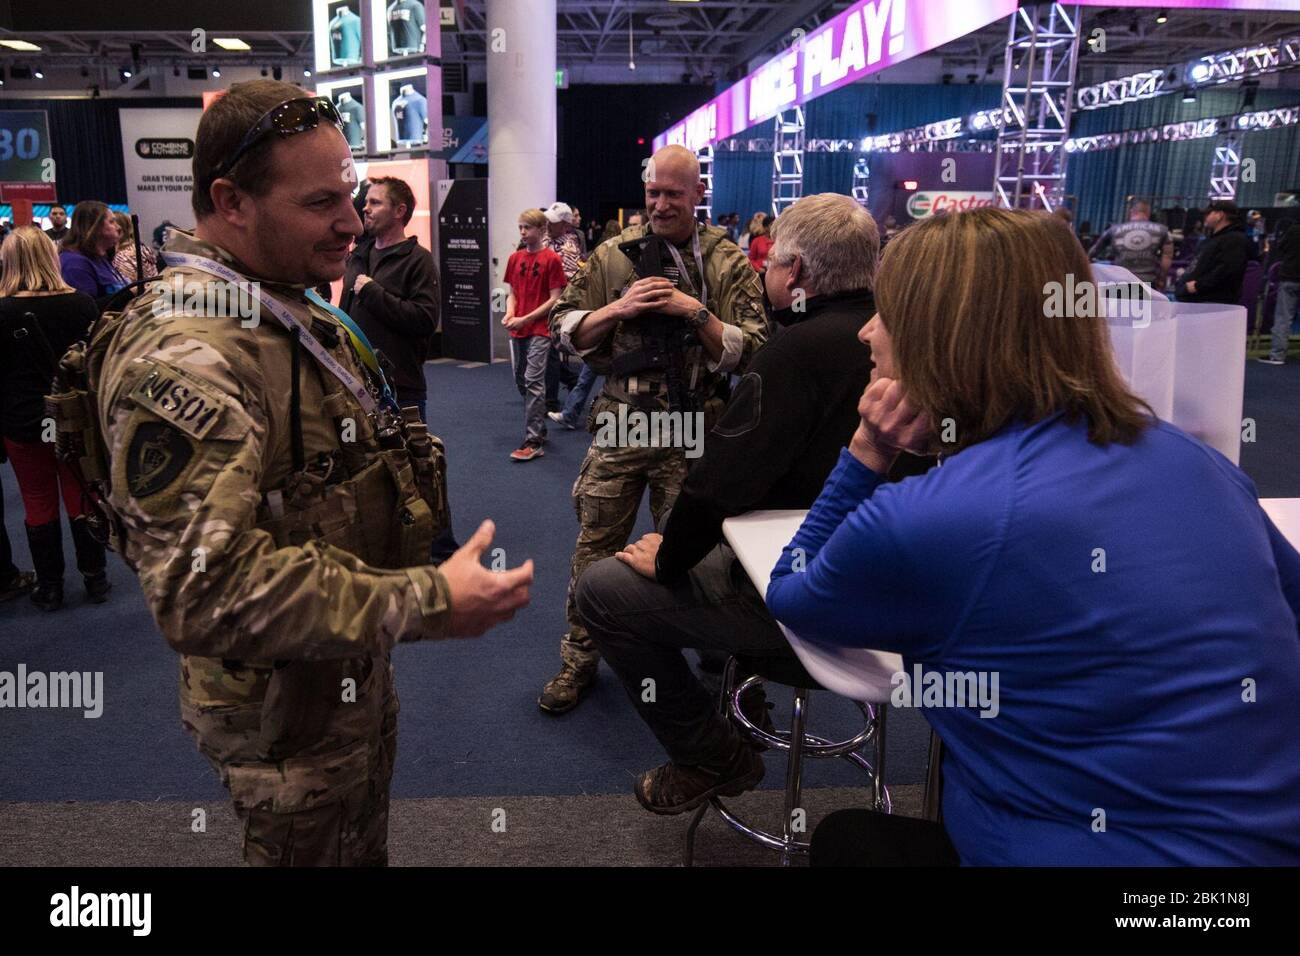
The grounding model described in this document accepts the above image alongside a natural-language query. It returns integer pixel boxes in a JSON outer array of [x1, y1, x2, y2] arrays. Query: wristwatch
[[688, 306, 710, 328]]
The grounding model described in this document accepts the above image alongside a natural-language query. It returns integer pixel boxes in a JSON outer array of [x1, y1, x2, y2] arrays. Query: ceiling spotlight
[[272, 65, 282, 81], [173, 65, 180, 77], [1156, 10, 1168, 24], [260, 66, 268, 77], [303, 68, 312, 77], [122, 68, 132, 79], [33, 69, 44, 79], [211, 68, 221, 78], [1182, 89, 1197, 104]]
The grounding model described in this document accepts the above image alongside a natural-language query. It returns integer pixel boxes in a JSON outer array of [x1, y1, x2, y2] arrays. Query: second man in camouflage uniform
[[540, 144, 768, 713]]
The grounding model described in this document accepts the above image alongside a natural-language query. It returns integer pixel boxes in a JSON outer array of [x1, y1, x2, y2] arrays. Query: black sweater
[[0, 292, 99, 443], [340, 234, 440, 400], [1273, 225, 1300, 283], [655, 288, 929, 583], [1175, 223, 1255, 305]]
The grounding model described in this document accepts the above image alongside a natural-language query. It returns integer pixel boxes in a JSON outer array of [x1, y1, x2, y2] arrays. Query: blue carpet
[[1, 359, 933, 802]]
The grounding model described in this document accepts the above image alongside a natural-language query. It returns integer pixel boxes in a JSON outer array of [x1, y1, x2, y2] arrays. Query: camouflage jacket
[[550, 222, 768, 412], [88, 230, 451, 665]]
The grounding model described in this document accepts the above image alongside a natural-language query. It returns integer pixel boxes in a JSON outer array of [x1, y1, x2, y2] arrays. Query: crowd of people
[[0, 200, 171, 612], [1084, 197, 1300, 365], [2, 79, 1297, 868]]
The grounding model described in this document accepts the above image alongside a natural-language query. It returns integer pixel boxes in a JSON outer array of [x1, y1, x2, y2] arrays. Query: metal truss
[[696, 145, 714, 222], [1075, 69, 1164, 111], [771, 105, 805, 217], [1208, 137, 1242, 201], [995, 3, 1082, 212], [1075, 32, 1300, 111], [1062, 104, 1300, 154], [851, 156, 870, 208]]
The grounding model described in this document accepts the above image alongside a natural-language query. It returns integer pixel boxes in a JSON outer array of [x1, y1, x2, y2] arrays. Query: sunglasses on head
[[205, 96, 344, 191]]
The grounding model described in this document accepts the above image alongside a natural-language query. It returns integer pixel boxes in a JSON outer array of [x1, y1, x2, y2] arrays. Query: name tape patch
[[130, 359, 230, 440]]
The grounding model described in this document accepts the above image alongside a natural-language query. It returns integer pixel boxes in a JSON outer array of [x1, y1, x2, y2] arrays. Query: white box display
[[1099, 264, 1247, 464]]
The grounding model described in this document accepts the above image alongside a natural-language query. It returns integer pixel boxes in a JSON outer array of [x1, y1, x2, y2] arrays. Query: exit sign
[[555, 69, 569, 89]]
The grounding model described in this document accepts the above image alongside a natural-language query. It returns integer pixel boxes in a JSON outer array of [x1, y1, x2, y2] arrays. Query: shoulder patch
[[126, 421, 195, 498], [128, 358, 238, 440]]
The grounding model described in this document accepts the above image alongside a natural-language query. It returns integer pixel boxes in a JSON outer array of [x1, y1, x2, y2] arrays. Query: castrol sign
[[905, 191, 996, 219]]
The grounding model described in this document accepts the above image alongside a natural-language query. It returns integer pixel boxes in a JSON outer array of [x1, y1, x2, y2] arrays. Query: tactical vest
[[45, 282, 451, 575], [591, 225, 732, 432], [46, 271, 453, 762]]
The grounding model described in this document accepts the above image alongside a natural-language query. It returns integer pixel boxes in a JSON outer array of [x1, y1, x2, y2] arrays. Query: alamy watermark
[[890, 664, 999, 718], [152, 275, 261, 328], [593, 405, 705, 459], [1043, 274, 1156, 328], [50, 886, 150, 936], [0, 665, 103, 718]]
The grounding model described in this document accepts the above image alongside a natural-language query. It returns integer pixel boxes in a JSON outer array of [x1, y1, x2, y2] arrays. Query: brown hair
[[873, 207, 1152, 452], [113, 211, 135, 245], [62, 201, 115, 258], [0, 226, 74, 296], [369, 176, 416, 226], [192, 79, 308, 219]]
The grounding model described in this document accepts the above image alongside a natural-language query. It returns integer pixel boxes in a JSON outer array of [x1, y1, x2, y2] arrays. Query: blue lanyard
[[304, 288, 399, 411]]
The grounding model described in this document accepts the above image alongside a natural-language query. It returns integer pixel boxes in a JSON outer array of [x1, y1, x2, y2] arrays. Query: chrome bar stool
[[684, 653, 890, 867]]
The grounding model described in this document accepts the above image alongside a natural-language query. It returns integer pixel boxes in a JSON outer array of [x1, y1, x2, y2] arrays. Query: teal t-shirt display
[[336, 95, 365, 148], [329, 6, 362, 65]]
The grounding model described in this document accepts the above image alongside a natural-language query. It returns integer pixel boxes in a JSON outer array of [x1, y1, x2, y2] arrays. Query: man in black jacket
[[1261, 219, 1300, 365], [1174, 199, 1255, 305], [575, 193, 921, 815], [341, 176, 440, 418]]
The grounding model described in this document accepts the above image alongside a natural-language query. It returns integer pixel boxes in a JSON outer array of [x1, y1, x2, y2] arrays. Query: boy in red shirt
[[503, 209, 567, 460]]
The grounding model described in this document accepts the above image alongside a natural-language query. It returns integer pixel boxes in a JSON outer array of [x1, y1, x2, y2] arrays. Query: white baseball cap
[[543, 202, 574, 224]]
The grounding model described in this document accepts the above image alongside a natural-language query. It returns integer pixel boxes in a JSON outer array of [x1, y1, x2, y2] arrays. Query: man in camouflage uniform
[[540, 144, 768, 713], [80, 81, 532, 865]]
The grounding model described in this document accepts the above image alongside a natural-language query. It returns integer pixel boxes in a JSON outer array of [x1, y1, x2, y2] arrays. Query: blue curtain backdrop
[[1067, 88, 1300, 231], [708, 80, 1300, 230], [713, 82, 1001, 221]]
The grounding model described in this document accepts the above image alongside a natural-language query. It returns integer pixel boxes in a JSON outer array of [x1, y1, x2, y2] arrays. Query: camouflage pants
[[562, 440, 687, 670], [179, 653, 399, 867]]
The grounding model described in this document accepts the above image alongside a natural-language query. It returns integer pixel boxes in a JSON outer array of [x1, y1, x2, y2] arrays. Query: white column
[[486, 0, 556, 358]]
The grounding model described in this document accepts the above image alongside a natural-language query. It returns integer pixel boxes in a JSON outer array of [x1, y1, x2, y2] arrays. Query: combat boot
[[538, 661, 597, 714], [24, 520, 64, 612], [633, 740, 765, 815], [70, 517, 111, 604]]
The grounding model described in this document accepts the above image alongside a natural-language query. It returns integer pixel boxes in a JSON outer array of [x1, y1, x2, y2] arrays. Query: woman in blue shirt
[[768, 207, 1300, 866], [57, 201, 127, 308]]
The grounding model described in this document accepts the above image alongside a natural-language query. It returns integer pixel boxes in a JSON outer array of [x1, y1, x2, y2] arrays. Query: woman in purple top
[[57, 201, 126, 307]]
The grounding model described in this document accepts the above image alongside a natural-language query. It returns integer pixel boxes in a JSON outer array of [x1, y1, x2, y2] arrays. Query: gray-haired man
[[575, 193, 931, 814]]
